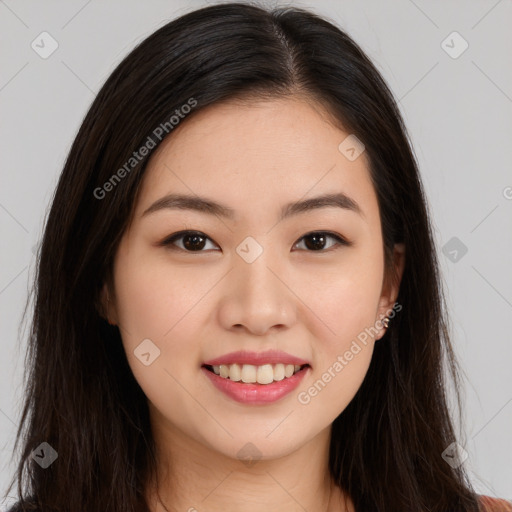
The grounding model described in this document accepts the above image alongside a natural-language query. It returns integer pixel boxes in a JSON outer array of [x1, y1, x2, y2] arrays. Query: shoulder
[[478, 495, 512, 512]]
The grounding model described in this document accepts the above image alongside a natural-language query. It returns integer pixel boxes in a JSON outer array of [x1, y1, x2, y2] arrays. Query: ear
[[375, 243, 405, 340], [97, 282, 117, 326]]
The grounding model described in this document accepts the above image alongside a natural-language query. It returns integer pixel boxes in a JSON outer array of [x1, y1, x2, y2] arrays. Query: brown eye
[[161, 231, 219, 252], [293, 231, 350, 252]]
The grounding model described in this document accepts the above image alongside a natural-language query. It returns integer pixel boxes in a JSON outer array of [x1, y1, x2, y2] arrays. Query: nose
[[217, 248, 297, 336]]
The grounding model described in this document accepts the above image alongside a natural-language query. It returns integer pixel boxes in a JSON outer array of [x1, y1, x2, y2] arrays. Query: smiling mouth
[[202, 363, 310, 385]]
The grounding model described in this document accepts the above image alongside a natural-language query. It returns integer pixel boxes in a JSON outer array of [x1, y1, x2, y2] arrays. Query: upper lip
[[202, 350, 310, 367]]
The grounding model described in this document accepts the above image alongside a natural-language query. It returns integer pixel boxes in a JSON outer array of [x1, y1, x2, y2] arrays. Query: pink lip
[[201, 365, 310, 405], [202, 350, 310, 367]]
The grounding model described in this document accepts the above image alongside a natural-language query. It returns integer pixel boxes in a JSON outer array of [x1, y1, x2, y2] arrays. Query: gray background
[[1, 0, 511, 507]]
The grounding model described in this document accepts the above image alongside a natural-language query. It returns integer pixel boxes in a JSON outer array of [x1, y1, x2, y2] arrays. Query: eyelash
[[160, 230, 352, 253]]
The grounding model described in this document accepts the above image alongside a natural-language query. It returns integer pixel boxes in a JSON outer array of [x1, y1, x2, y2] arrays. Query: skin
[[103, 96, 405, 512]]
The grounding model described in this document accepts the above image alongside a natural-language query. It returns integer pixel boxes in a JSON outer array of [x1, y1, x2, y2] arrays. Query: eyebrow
[[141, 191, 364, 221]]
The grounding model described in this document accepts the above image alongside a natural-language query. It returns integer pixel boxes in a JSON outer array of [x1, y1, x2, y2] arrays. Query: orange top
[[479, 495, 512, 512]]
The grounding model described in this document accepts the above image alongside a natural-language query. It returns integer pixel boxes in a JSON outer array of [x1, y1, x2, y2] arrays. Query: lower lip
[[201, 366, 310, 405]]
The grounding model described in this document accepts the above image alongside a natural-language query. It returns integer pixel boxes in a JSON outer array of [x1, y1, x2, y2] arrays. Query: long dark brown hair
[[5, 2, 483, 511]]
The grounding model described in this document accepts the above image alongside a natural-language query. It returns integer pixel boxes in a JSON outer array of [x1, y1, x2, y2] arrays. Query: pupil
[[305, 233, 325, 251], [184, 233, 205, 251]]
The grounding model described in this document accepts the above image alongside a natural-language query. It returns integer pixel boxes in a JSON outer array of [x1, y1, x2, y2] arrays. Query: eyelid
[[160, 230, 352, 252], [293, 231, 352, 251], [161, 230, 220, 251]]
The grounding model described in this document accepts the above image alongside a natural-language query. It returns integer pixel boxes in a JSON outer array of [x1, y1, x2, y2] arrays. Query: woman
[[4, 2, 511, 511]]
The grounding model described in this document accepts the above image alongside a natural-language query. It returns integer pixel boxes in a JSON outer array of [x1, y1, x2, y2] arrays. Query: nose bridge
[[235, 236, 283, 298], [219, 235, 296, 334]]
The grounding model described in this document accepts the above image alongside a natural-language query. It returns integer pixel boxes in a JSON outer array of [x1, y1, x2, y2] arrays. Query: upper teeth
[[212, 363, 302, 384]]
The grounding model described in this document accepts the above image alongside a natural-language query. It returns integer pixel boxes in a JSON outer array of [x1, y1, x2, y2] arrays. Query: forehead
[[134, 96, 378, 225]]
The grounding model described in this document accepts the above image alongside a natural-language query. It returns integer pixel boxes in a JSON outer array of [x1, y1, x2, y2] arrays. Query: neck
[[145, 414, 350, 512]]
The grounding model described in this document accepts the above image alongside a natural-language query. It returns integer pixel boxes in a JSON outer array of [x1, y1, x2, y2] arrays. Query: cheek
[[112, 253, 208, 429], [303, 251, 384, 346], [295, 344, 373, 436], [296, 251, 382, 415], [296, 271, 381, 423], [112, 249, 203, 386], [113, 246, 203, 344]]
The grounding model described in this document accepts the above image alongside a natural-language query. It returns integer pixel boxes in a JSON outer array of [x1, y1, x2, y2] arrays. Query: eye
[[161, 230, 219, 252], [292, 231, 351, 252], [160, 230, 351, 253]]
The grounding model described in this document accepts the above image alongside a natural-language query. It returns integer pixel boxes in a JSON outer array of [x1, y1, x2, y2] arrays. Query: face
[[105, 96, 404, 462]]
